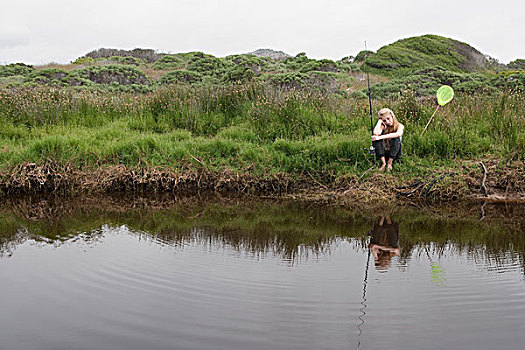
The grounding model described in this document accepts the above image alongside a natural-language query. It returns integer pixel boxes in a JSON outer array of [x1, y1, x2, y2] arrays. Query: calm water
[[0, 198, 524, 350]]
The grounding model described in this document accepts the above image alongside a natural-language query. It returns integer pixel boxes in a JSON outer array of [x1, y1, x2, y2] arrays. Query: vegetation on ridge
[[1, 34, 524, 98], [0, 34, 523, 198]]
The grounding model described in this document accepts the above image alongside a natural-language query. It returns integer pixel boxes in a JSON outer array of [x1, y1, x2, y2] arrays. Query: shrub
[[365, 67, 494, 98], [490, 72, 525, 92], [100, 56, 144, 66], [224, 54, 266, 75], [267, 72, 309, 89], [335, 59, 359, 72], [152, 55, 186, 70], [396, 89, 423, 124], [160, 70, 203, 85], [81, 48, 163, 63], [0, 63, 34, 77], [306, 71, 339, 94], [507, 59, 525, 70], [186, 54, 230, 77], [76, 65, 150, 85], [299, 59, 338, 73], [223, 65, 255, 82], [71, 57, 96, 65], [27, 68, 69, 85], [354, 50, 374, 62]]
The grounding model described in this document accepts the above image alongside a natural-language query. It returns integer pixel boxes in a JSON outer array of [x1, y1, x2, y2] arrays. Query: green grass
[[363, 34, 487, 76], [0, 84, 523, 179]]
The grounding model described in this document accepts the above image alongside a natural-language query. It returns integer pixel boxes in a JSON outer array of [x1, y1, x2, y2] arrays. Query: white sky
[[1, 0, 523, 65]]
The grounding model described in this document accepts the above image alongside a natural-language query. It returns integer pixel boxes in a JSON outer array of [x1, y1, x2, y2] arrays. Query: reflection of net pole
[[357, 235, 372, 348]]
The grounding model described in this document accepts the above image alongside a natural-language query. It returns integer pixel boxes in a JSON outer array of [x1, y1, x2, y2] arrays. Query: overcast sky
[[1, 0, 523, 65]]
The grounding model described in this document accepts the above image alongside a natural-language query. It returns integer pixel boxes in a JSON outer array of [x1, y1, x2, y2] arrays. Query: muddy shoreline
[[0, 160, 523, 205]]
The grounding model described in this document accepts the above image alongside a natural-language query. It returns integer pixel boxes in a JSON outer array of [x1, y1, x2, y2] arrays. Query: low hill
[[363, 34, 490, 76], [246, 49, 291, 60]]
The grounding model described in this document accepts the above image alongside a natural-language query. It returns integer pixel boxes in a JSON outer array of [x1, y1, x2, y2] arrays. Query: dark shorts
[[373, 137, 402, 160]]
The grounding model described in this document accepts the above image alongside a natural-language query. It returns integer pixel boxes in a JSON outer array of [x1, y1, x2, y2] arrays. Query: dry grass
[[347, 72, 389, 91], [3, 158, 516, 204], [34, 63, 78, 71], [141, 67, 170, 82]]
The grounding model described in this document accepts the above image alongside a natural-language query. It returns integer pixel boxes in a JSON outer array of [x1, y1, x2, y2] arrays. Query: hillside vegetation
[[363, 35, 491, 75], [0, 34, 523, 99], [0, 35, 524, 199]]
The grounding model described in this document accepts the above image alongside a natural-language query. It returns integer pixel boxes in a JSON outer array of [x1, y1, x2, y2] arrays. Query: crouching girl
[[371, 108, 404, 171]]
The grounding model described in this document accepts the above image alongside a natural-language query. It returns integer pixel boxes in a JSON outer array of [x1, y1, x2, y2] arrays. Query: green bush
[[0, 75, 25, 87], [365, 67, 495, 98], [266, 72, 309, 89], [81, 48, 162, 63], [490, 72, 525, 92], [223, 65, 255, 82], [27, 68, 69, 85], [299, 59, 337, 73], [103, 56, 144, 66], [224, 54, 266, 74], [76, 65, 150, 85], [0, 63, 34, 77], [355, 50, 374, 62], [71, 57, 96, 65], [153, 55, 186, 70], [306, 71, 339, 93], [186, 55, 230, 77], [160, 70, 203, 85], [508, 59, 525, 70], [335, 59, 359, 72]]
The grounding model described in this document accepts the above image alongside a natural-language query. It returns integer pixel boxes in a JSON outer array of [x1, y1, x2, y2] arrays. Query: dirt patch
[[0, 161, 303, 197], [463, 160, 525, 201], [0, 159, 522, 204]]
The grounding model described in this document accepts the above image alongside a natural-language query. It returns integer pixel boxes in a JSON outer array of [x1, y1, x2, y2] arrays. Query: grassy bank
[[0, 84, 524, 198]]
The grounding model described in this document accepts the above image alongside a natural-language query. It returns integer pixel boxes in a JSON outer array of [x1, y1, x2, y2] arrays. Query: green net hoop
[[437, 85, 454, 106]]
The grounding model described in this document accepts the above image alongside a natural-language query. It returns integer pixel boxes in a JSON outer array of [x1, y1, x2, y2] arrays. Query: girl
[[371, 108, 404, 171], [369, 215, 400, 271]]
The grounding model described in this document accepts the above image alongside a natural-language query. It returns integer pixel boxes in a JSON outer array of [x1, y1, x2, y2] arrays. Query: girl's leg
[[379, 157, 387, 171], [386, 138, 402, 171], [373, 140, 387, 170], [387, 157, 394, 171], [387, 138, 402, 159]]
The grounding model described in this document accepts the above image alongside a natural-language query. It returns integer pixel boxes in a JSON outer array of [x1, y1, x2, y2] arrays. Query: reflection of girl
[[369, 216, 400, 271], [371, 108, 404, 171]]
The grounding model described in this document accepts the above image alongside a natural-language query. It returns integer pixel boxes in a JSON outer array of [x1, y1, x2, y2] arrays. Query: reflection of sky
[[2, 211, 525, 275], [1, 228, 524, 350]]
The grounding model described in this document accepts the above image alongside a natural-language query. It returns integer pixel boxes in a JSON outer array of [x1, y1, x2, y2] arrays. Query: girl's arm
[[372, 120, 384, 136], [372, 124, 404, 140]]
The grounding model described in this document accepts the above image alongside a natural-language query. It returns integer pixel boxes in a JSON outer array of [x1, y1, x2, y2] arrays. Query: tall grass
[[0, 84, 523, 176]]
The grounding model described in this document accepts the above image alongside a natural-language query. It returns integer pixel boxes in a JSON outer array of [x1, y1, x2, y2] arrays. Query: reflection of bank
[[369, 216, 400, 271]]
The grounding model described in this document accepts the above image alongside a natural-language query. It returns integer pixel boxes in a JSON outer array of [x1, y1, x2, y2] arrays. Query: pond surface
[[0, 198, 524, 350]]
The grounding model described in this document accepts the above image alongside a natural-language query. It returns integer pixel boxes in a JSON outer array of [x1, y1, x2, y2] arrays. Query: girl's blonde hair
[[378, 108, 400, 149], [378, 108, 400, 134]]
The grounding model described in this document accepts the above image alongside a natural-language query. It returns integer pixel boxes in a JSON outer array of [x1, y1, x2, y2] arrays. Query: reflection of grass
[[0, 198, 368, 260], [0, 198, 524, 269]]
